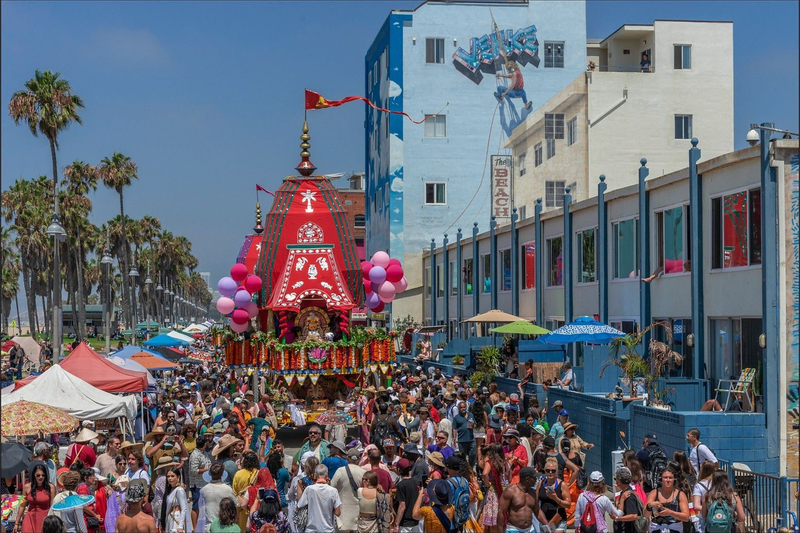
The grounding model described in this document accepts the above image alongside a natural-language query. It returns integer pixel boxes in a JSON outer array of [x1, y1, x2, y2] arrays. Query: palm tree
[[1, 229, 21, 334], [98, 152, 138, 330], [9, 70, 84, 349], [63, 161, 98, 338]]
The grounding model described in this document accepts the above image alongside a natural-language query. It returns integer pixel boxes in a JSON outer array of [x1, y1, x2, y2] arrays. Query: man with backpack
[[444, 455, 472, 531], [636, 433, 667, 492], [687, 428, 718, 474], [371, 402, 402, 449], [613, 466, 648, 533]]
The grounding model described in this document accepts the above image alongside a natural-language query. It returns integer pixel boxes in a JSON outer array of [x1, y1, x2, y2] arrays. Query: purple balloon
[[217, 277, 238, 297], [368, 265, 387, 285], [216, 296, 235, 315], [365, 291, 381, 309], [233, 289, 252, 308]]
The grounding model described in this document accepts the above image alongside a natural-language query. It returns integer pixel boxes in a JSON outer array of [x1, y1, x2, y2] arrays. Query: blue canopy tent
[[536, 316, 625, 345], [110, 345, 170, 362], [143, 334, 189, 348]]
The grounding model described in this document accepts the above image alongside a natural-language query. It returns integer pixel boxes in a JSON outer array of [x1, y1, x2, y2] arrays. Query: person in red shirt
[[503, 428, 529, 485], [424, 397, 441, 425], [64, 428, 98, 468], [494, 60, 533, 110]]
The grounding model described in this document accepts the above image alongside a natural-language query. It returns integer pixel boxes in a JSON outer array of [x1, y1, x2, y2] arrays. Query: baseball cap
[[543, 436, 556, 448], [395, 458, 412, 471], [552, 400, 564, 408], [559, 409, 569, 417], [519, 467, 536, 480], [509, 393, 520, 403], [589, 471, 604, 483], [614, 466, 632, 484], [445, 456, 463, 470], [382, 438, 396, 447], [126, 479, 147, 503], [33, 441, 50, 455], [644, 433, 658, 442], [532, 425, 546, 436]]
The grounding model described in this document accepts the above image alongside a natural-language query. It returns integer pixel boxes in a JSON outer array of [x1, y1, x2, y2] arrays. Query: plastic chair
[[714, 368, 756, 412]]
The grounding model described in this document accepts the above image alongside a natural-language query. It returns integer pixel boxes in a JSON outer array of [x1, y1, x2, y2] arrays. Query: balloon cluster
[[362, 251, 408, 314], [216, 263, 262, 333]]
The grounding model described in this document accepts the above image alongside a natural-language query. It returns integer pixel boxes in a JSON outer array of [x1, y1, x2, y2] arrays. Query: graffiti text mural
[[453, 25, 539, 85]]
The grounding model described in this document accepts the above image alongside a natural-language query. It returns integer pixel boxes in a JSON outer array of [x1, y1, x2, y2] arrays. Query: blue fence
[[719, 459, 800, 531]]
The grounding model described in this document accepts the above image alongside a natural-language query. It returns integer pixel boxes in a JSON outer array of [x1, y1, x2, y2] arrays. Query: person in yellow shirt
[[231, 450, 260, 531]]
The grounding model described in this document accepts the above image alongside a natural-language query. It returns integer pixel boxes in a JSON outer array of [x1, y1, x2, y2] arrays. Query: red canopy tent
[[14, 342, 148, 393]]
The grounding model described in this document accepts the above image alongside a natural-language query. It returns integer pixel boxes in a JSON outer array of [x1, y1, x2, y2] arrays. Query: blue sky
[[2, 1, 797, 290]]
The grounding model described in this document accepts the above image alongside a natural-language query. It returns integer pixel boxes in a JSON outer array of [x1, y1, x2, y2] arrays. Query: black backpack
[[372, 414, 392, 444], [647, 445, 668, 489]]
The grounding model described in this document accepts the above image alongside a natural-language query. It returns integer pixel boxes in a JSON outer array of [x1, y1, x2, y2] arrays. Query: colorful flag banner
[[305, 89, 446, 125]]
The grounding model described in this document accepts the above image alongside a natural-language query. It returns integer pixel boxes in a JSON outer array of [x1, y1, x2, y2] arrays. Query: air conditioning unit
[[611, 449, 625, 476]]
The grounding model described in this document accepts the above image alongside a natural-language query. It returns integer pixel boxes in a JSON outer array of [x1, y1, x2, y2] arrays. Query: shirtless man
[[116, 480, 156, 533], [499, 466, 541, 533]]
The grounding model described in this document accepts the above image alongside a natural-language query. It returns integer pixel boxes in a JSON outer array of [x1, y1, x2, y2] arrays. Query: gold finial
[[296, 120, 316, 177], [254, 201, 264, 234]]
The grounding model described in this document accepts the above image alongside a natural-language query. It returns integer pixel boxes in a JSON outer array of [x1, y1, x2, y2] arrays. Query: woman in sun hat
[[65, 428, 99, 468], [411, 478, 454, 532]]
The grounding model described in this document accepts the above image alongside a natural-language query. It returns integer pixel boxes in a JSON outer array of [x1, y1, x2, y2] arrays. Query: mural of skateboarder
[[494, 60, 532, 110]]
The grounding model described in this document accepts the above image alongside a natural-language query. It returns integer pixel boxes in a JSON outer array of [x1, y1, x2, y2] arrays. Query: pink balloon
[[230, 320, 248, 333], [244, 275, 262, 294], [361, 261, 373, 280], [371, 251, 390, 268], [216, 297, 235, 315], [379, 293, 395, 304], [369, 266, 386, 285], [371, 301, 385, 313], [388, 258, 401, 267], [385, 264, 404, 283], [230, 263, 248, 283], [365, 292, 381, 309], [393, 276, 409, 293], [377, 281, 396, 300], [233, 289, 252, 308], [245, 301, 258, 319], [231, 308, 249, 325], [217, 277, 238, 297]]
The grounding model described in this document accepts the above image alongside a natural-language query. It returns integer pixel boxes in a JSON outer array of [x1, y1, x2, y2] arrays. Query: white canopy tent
[[182, 324, 208, 333], [167, 330, 195, 344], [107, 356, 158, 388], [1, 364, 137, 422]]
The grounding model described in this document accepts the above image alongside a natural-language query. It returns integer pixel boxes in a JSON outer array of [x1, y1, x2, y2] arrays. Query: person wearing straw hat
[[211, 435, 242, 486], [65, 428, 99, 468], [411, 478, 455, 531]]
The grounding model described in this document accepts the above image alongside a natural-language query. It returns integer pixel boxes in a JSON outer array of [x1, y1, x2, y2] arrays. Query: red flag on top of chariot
[[304, 89, 444, 125]]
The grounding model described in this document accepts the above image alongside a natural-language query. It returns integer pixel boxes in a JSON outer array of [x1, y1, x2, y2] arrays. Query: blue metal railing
[[720, 459, 799, 531]]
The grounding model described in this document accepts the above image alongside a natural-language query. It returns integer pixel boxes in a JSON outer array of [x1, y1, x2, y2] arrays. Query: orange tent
[[130, 352, 178, 370], [15, 342, 148, 393]]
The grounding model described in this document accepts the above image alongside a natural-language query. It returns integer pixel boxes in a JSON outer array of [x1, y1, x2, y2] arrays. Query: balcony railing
[[587, 63, 654, 73]]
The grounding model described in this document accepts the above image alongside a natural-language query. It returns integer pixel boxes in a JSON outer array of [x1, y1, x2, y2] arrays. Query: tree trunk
[[74, 226, 87, 339], [67, 252, 78, 339], [41, 294, 49, 339], [14, 288, 21, 336], [21, 260, 36, 336], [118, 191, 132, 332]]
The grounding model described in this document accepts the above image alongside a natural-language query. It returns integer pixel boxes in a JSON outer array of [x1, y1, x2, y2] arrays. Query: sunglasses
[[545, 469, 557, 473], [309, 431, 321, 435]]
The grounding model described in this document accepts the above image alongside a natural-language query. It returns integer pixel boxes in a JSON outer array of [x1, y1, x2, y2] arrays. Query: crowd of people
[[2, 353, 760, 533]]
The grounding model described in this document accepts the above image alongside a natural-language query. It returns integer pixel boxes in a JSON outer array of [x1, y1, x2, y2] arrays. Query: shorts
[[541, 519, 568, 532], [473, 427, 486, 439], [190, 486, 200, 511], [506, 525, 534, 533]]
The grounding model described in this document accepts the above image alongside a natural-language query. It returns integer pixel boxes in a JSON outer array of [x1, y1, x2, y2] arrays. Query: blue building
[[365, 0, 587, 322]]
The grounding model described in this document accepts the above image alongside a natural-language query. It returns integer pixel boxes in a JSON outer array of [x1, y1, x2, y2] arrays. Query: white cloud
[[388, 80, 402, 98], [390, 231, 404, 244], [393, 208, 400, 214], [390, 177, 404, 192], [389, 133, 403, 174]]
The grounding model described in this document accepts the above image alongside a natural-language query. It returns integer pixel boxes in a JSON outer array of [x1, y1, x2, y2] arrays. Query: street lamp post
[[156, 280, 164, 329], [145, 270, 153, 340], [129, 257, 139, 346], [45, 214, 66, 360], [101, 240, 114, 355]]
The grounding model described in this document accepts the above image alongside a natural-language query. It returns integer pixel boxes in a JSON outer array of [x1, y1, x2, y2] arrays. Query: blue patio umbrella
[[111, 345, 169, 360], [143, 334, 189, 348], [536, 316, 625, 345], [52, 493, 95, 512]]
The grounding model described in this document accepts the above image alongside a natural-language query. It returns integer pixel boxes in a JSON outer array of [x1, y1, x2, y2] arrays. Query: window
[[463, 258, 473, 295], [481, 254, 491, 293], [656, 206, 690, 274], [546, 139, 556, 160], [450, 261, 458, 296], [518, 205, 527, 220], [545, 319, 565, 331], [425, 267, 431, 299], [675, 115, 692, 139], [426, 38, 445, 64], [545, 113, 565, 139], [425, 183, 446, 205], [577, 228, 596, 283], [710, 318, 762, 386], [547, 237, 563, 286], [610, 320, 639, 335], [424, 114, 446, 137], [534, 143, 543, 167], [522, 241, 535, 290], [436, 264, 443, 297], [613, 218, 639, 279], [652, 317, 692, 377], [567, 117, 577, 146], [544, 42, 565, 68], [499, 249, 511, 291], [545, 180, 566, 208], [354, 215, 366, 228], [673, 44, 692, 70], [711, 188, 762, 269], [518, 151, 527, 177]]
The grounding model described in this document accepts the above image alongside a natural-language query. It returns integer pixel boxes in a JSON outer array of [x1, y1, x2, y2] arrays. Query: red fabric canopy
[[15, 342, 148, 393]]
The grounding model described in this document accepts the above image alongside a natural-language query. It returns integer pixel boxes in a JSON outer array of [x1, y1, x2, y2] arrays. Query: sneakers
[[525, 101, 533, 110]]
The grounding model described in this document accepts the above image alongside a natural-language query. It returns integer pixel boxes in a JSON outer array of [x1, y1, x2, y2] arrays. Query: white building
[[199, 271, 211, 292], [508, 20, 734, 214]]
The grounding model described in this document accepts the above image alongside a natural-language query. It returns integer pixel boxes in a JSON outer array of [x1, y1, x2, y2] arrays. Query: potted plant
[[469, 346, 502, 388], [451, 355, 465, 366], [601, 321, 683, 401], [438, 341, 447, 349]]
